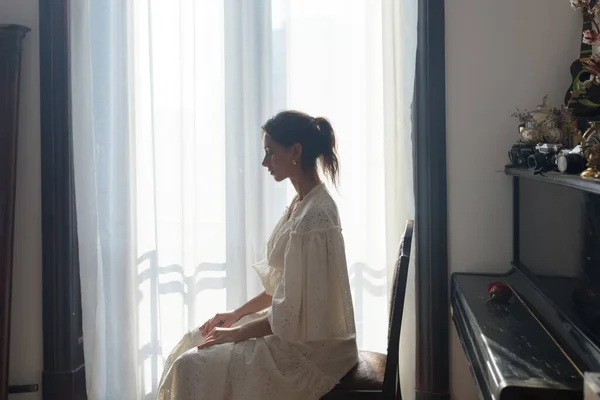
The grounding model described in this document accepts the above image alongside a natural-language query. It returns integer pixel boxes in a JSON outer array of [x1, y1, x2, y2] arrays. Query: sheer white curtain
[[382, 1, 418, 398], [70, 0, 417, 399]]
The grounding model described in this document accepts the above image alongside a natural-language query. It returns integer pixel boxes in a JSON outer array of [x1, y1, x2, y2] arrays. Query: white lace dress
[[156, 184, 358, 400]]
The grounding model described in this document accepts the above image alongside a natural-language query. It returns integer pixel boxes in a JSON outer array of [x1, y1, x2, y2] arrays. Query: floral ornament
[[568, 53, 600, 105], [584, 29, 600, 45], [586, 74, 600, 87], [584, 53, 600, 77], [572, 0, 590, 10], [589, 3, 600, 15], [486, 281, 513, 304], [567, 0, 600, 106]]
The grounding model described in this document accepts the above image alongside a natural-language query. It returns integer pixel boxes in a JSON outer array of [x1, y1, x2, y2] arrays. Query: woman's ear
[[292, 143, 303, 163]]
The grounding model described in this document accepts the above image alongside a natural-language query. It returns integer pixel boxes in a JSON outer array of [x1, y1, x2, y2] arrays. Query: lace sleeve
[[268, 227, 356, 343], [252, 260, 283, 296]]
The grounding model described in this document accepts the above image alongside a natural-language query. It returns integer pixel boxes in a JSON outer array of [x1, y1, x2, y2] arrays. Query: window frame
[[38, 1, 450, 398]]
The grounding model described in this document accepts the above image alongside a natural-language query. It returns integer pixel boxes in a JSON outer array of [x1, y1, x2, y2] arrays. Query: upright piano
[[451, 167, 600, 399]]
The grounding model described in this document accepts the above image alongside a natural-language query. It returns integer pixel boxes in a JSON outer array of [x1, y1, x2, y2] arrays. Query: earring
[[292, 160, 297, 165]]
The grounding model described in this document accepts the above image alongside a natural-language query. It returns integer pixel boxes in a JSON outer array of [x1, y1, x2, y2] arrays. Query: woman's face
[[262, 134, 298, 182]]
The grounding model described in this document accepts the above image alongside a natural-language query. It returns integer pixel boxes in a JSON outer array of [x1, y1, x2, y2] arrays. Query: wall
[[445, 1, 580, 399], [0, 0, 43, 399]]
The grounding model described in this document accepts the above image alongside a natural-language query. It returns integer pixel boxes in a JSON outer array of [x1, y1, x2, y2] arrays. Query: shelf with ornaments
[[505, 165, 600, 196]]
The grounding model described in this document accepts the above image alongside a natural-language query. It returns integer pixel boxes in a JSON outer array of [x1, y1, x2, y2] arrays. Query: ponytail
[[314, 117, 340, 187]]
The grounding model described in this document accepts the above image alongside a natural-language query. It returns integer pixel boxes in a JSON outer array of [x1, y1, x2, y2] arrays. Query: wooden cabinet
[[0, 24, 30, 400]]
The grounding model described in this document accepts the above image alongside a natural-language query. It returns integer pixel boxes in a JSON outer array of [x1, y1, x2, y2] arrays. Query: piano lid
[[452, 272, 583, 400]]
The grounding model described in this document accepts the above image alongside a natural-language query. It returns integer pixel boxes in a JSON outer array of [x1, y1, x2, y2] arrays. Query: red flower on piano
[[487, 281, 513, 304]]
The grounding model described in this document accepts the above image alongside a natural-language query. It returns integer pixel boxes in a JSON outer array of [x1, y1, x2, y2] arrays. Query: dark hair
[[262, 110, 340, 186]]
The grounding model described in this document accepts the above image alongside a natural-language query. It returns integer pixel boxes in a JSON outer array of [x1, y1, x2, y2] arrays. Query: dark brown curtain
[[39, 0, 86, 399], [414, 1, 450, 399], [0, 25, 30, 400]]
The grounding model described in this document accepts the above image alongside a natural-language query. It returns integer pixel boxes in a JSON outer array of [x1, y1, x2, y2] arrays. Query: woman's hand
[[199, 311, 242, 337], [197, 327, 241, 350], [198, 316, 272, 350]]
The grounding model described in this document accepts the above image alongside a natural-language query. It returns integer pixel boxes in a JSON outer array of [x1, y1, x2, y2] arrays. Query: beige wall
[[0, 0, 43, 399], [445, 1, 580, 399]]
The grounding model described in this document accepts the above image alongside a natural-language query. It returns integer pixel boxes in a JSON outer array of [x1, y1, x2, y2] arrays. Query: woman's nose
[[262, 157, 268, 167]]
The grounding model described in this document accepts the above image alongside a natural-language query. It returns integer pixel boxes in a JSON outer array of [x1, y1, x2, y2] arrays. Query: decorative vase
[[532, 96, 564, 143], [543, 125, 564, 144], [519, 120, 543, 144], [518, 96, 564, 144]]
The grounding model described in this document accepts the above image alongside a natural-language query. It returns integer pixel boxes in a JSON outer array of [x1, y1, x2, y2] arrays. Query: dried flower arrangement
[[510, 104, 576, 143], [510, 108, 532, 125], [554, 106, 578, 139]]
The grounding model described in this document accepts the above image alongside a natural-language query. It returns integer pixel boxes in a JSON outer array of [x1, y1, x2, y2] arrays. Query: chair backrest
[[382, 220, 414, 399]]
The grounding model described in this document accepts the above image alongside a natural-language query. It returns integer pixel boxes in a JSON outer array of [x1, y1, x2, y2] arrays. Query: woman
[[157, 111, 358, 400]]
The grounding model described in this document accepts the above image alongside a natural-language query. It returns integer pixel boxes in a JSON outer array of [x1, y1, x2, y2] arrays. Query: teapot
[[518, 96, 564, 144]]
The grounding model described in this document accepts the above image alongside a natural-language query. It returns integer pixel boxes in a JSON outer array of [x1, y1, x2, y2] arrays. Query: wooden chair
[[322, 220, 414, 400]]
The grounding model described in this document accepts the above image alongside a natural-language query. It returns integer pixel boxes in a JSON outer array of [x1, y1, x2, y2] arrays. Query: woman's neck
[[290, 170, 321, 201]]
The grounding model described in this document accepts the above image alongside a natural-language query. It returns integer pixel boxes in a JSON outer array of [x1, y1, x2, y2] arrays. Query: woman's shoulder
[[292, 187, 341, 235]]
